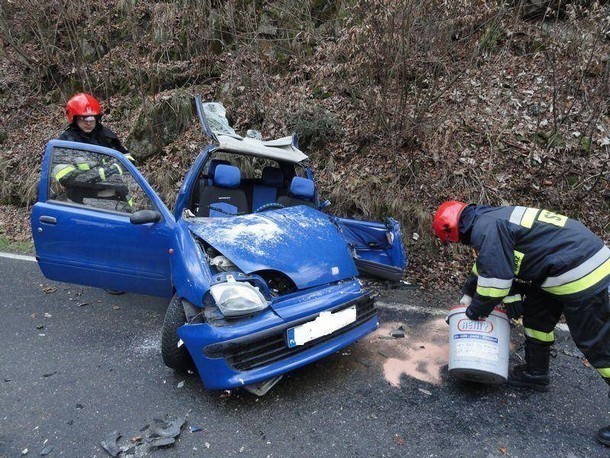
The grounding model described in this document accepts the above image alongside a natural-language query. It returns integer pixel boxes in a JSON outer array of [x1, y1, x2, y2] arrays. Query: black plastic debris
[[40, 445, 54, 456], [42, 372, 57, 378], [36, 325, 44, 330], [149, 417, 185, 439], [390, 325, 406, 338], [149, 437, 176, 449], [100, 431, 121, 457]]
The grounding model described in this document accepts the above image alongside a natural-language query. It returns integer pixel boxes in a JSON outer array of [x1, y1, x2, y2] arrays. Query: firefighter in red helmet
[[53, 93, 135, 205], [59, 93, 132, 156], [433, 201, 610, 445]]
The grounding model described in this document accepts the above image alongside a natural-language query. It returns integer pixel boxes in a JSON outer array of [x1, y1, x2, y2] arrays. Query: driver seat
[[252, 166, 284, 212], [277, 177, 316, 208], [197, 165, 248, 217]]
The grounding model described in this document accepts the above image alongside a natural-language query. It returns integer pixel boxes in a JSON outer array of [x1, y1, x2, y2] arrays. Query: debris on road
[[189, 425, 202, 433], [76, 302, 89, 307], [40, 285, 57, 294], [100, 417, 186, 456], [40, 445, 54, 456], [390, 325, 406, 338], [418, 388, 432, 396], [20, 448, 28, 455], [100, 431, 121, 457], [177, 381, 185, 388], [393, 435, 406, 446], [42, 372, 57, 378], [36, 325, 44, 330]]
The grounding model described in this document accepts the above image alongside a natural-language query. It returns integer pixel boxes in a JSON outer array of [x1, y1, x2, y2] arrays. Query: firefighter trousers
[[522, 285, 610, 381]]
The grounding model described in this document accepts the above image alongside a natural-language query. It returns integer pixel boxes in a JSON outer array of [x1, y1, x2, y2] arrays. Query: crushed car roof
[[215, 134, 308, 163]]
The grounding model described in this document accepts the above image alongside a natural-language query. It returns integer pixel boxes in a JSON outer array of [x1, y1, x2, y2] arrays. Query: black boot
[[508, 340, 550, 391]]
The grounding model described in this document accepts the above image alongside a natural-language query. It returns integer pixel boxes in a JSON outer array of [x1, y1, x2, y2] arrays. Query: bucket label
[[454, 334, 499, 361], [457, 318, 494, 334]]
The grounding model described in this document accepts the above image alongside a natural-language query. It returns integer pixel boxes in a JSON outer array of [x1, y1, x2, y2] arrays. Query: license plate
[[286, 306, 357, 348]]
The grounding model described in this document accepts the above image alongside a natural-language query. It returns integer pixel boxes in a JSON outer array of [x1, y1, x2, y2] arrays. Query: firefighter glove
[[465, 305, 481, 321]]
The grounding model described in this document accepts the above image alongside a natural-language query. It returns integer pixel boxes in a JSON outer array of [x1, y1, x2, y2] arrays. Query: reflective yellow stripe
[[472, 264, 478, 275], [521, 208, 539, 228], [503, 294, 522, 303], [514, 251, 524, 274], [597, 368, 610, 378], [543, 258, 610, 295], [55, 165, 76, 181], [476, 286, 511, 298], [538, 210, 568, 227], [76, 163, 91, 171], [524, 327, 554, 342], [99, 167, 106, 181]]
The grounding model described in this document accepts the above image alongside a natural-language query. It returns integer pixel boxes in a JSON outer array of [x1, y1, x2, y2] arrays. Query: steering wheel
[[254, 203, 285, 213]]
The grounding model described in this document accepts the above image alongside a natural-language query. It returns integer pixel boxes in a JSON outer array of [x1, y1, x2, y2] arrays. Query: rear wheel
[[161, 295, 194, 372]]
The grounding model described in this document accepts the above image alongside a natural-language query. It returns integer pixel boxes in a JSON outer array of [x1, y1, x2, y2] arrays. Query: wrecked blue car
[[30, 98, 407, 392]]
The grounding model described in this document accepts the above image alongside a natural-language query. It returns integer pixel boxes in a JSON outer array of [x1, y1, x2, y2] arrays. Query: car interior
[[191, 152, 317, 216]]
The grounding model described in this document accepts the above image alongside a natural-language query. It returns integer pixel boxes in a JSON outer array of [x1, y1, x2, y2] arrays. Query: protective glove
[[465, 305, 482, 321]]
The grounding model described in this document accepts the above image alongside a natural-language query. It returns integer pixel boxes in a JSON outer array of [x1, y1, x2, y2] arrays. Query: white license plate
[[286, 305, 357, 348]]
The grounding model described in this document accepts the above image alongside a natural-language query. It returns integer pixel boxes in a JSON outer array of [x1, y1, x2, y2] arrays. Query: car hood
[[188, 206, 359, 290]]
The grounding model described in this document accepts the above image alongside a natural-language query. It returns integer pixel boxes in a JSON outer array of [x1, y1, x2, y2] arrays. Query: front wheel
[[161, 295, 194, 372]]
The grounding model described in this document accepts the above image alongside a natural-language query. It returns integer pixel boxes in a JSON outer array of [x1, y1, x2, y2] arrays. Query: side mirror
[[130, 209, 161, 225]]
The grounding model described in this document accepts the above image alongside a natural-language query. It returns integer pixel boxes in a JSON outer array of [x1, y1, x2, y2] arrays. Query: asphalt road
[[1, 254, 609, 457]]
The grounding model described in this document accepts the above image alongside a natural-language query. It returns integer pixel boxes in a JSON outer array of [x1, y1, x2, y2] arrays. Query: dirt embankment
[[1, 1, 608, 288]]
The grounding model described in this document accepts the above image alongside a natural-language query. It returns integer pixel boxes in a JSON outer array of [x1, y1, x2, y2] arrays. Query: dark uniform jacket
[[58, 124, 130, 155], [460, 205, 610, 317]]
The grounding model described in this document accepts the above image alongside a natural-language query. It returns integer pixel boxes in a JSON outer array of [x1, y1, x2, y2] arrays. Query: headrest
[[208, 159, 231, 177], [214, 164, 241, 189], [262, 167, 284, 187], [289, 176, 315, 200]]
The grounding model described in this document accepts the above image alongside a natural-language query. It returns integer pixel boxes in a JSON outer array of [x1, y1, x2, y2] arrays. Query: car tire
[[161, 295, 194, 372]]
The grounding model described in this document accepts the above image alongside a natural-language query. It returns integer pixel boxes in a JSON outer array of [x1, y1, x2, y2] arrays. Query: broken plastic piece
[[189, 425, 203, 433], [243, 375, 283, 396], [100, 431, 121, 457], [149, 417, 185, 439], [390, 325, 406, 338]]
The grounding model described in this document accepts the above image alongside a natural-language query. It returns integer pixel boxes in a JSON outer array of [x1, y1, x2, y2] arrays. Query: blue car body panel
[[32, 135, 406, 391], [188, 206, 359, 290], [178, 280, 377, 389], [31, 140, 174, 297], [333, 216, 408, 281]]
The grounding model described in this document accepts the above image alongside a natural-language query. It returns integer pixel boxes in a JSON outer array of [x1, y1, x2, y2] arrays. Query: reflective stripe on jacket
[[462, 205, 610, 316]]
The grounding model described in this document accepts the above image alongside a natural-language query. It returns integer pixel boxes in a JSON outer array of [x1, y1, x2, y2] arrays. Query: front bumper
[[177, 280, 378, 390]]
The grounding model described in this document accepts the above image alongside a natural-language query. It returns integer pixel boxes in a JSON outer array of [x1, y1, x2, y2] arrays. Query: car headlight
[[210, 275, 268, 317]]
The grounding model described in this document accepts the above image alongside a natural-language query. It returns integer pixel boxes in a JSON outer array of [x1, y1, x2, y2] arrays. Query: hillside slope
[[1, 0, 608, 287]]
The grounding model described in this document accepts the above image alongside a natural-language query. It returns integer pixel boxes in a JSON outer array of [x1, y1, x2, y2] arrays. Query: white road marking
[[0, 251, 36, 262], [376, 300, 570, 333]]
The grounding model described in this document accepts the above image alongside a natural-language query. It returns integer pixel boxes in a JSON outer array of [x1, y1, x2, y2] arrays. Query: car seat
[[251, 166, 284, 212], [277, 176, 316, 208], [197, 164, 249, 217]]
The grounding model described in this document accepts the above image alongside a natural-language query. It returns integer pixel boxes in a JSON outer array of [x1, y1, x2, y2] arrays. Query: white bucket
[[447, 305, 510, 384]]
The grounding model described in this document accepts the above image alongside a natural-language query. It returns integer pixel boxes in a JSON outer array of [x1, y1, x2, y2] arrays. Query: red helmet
[[65, 93, 101, 123], [433, 201, 467, 243]]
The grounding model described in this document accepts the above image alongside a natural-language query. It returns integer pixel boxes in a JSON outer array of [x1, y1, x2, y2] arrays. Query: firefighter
[[53, 93, 135, 206], [433, 201, 610, 445]]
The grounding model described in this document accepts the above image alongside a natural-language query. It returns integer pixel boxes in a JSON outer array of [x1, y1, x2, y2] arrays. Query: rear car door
[[332, 216, 408, 281], [30, 140, 174, 297]]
